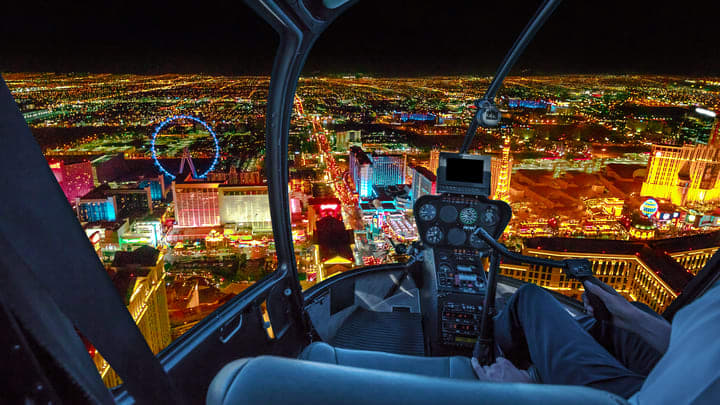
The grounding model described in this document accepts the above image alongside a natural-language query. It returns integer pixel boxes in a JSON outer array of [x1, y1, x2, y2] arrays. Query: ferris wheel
[[150, 115, 220, 179]]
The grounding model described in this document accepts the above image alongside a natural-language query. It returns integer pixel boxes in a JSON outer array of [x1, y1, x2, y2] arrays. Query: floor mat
[[331, 308, 425, 356]]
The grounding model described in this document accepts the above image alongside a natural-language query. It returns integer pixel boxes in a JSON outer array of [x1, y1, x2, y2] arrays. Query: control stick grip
[[583, 277, 614, 322], [562, 260, 617, 323]]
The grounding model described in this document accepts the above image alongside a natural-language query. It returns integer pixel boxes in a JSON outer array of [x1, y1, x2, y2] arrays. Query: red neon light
[[290, 198, 302, 214], [320, 204, 339, 211], [89, 231, 101, 244]]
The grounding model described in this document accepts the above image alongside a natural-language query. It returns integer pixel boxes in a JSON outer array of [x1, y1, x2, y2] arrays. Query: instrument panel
[[441, 301, 483, 348], [414, 194, 511, 250], [435, 248, 486, 293], [414, 192, 511, 354]]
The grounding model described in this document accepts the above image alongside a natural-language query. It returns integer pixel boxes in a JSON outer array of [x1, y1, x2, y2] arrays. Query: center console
[[414, 153, 511, 355]]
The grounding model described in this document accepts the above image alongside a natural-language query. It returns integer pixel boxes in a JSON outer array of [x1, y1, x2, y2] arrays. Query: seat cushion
[[207, 355, 629, 405], [299, 342, 476, 380]]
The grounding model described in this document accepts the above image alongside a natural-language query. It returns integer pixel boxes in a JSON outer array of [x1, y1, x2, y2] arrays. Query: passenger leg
[[493, 284, 645, 398], [585, 303, 663, 376]]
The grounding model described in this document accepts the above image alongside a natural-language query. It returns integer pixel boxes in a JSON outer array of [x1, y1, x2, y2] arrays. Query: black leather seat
[[299, 341, 477, 380], [206, 355, 628, 405]]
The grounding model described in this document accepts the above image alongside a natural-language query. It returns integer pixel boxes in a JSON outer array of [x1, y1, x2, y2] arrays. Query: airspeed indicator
[[418, 203, 437, 222], [459, 207, 478, 225]]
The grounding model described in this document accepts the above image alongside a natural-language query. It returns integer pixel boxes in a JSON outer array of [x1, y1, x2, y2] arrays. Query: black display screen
[[445, 158, 484, 183]]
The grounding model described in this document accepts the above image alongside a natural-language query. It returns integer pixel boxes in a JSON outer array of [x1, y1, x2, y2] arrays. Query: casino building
[[172, 181, 221, 227], [96, 246, 171, 387], [641, 144, 720, 205], [171, 179, 272, 235], [501, 232, 720, 312], [349, 146, 405, 198], [218, 185, 272, 233]]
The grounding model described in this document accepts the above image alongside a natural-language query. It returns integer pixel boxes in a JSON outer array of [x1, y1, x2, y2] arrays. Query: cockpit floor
[[330, 308, 425, 356]]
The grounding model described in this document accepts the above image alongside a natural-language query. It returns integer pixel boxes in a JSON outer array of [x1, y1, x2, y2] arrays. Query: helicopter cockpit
[[2, 0, 720, 404]]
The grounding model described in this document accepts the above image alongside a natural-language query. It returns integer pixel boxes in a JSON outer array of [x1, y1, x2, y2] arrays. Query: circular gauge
[[425, 226, 444, 245], [447, 228, 467, 246], [439, 263, 453, 274], [417, 203, 437, 222], [439, 205, 458, 223], [459, 207, 479, 225], [481, 206, 499, 227], [469, 233, 488, 250]]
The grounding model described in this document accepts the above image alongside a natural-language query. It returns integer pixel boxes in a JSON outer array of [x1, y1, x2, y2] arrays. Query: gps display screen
[[445, 158, 484, 184]]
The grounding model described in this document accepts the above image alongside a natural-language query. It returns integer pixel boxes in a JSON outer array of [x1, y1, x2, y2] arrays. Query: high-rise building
[[370, 153, 405, 189], [78, 196, 117, 222], [91, 154, 129, 185], [137, 177, 166, 201], [98, 246, 171, 387], [218, 185, 272, 232], [50, 160, 95, 203], [429, 147, 440, 175], [49, 160, 63, 183], [641, 144, 720, 205], [349, 147, 406, 198], [411, 166, 436, 203], [172, 181, 221, 227], [349, 146, 373, 198], [336, 130, 361, 151], [492, 137, 512, 201], [113, 189, 153, 219], [77, 185, 153, 222]]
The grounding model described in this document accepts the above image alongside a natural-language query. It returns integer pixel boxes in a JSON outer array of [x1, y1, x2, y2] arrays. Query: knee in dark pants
[[516, 283, 549, 302]]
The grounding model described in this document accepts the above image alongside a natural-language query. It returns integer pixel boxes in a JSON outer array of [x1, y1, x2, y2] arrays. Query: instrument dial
[[448, 228, 467, 246], [459, 207, 478, 225], [425, 226, 444, 245], [481, 206, 499, 227], [417, 203, 437, 222], [439, 205, 458, 223], [469, 233, 487, 249]]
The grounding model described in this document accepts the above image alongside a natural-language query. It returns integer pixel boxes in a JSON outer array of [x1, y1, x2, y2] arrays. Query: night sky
[[2, 0, 720, 76]]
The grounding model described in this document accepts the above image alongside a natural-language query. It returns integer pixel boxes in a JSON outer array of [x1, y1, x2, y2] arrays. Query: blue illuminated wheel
[[150, 115, 220, 179]]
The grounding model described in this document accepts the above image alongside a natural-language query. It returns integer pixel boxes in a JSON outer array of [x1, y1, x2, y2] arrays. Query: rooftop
[[522, 233, 720, 292], [350, 146, 372, 165], [413, 166, 436, 182], [112, 245, 160, 268]]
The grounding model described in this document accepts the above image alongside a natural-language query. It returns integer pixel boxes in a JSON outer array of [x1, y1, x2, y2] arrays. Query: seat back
[[207, 356, 628, 405]]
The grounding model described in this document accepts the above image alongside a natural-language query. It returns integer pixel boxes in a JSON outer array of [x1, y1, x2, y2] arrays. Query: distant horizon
[[5, 72, 720, 79]]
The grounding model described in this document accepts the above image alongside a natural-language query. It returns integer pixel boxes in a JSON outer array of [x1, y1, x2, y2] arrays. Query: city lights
[[695, 107, 717, 118], [7, 71, 720, 387]]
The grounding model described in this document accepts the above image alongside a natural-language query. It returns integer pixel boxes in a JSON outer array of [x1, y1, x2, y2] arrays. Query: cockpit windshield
[[3, 0, 720, 395]]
